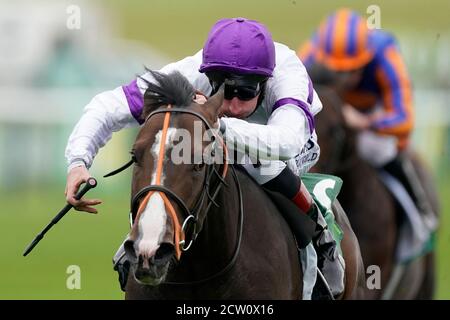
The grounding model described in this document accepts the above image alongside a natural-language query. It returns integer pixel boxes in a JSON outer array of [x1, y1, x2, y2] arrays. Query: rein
[[163, 165, 243, 286]]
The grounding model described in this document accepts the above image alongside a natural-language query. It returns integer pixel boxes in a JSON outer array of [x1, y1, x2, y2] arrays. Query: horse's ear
[[142, 95, 163, 120], [203, 87, 224, 122]]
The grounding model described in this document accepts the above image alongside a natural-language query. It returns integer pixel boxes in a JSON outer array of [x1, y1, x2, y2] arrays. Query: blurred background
[[0, 0, 448, 299]]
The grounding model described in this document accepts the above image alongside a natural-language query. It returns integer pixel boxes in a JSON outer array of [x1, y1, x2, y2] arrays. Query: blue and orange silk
[[299, 9, 414, 148]]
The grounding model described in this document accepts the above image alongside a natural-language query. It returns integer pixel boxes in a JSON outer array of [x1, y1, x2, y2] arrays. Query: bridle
[[136, 106, 230, 258], [105, 105, 244, 285]]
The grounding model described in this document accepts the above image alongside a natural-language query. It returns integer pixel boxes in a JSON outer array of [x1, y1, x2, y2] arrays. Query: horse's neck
[[170, 168, 302, 298], [177, 170, 241, 276], [337, 155, 389, 218]]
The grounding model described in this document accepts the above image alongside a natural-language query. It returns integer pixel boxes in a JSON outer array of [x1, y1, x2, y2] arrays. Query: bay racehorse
[[312, 83, 439, 299], [119, 70, 365, 299]]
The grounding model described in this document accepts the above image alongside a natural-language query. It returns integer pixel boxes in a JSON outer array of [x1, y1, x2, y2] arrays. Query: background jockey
[[298, 8, 431, 217], [64, 18, 344, 296]]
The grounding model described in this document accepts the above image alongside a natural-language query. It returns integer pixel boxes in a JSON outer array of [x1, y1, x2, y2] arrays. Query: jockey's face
[[219, 95, 260, 119], [206, 71, 266, 119]]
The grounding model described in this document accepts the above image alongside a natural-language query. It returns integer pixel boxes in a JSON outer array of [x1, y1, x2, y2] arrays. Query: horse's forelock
[[141, 70, 196, 117]]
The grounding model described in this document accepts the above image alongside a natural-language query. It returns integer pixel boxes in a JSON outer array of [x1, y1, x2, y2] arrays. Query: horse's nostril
[[153, 243, 175, 266]]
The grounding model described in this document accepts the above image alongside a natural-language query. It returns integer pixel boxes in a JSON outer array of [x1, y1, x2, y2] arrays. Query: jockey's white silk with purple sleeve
[[65, 42, 322, 174]]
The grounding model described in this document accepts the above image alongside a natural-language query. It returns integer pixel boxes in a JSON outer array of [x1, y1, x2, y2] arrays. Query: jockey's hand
[[65, 165, 102, 214], [342, 104, 371, 130]]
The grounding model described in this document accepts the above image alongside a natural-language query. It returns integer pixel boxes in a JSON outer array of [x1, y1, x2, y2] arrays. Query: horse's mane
[[140, 69, 196, 115]]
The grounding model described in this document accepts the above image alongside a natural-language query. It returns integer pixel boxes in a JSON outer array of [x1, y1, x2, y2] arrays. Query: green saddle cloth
[[302, 173, 345, 255]]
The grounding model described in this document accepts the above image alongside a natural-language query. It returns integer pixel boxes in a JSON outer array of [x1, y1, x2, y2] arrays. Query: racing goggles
[[224, 82, 262, 101], [208, 72, 267, 101]]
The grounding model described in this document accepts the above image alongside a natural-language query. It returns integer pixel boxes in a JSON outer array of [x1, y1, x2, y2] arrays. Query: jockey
[[65, 17, 343, 296], [299, 9, 430, 218]]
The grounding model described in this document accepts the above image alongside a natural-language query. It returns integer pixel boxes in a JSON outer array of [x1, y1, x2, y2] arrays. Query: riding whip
[[23, 177, 97, 256]]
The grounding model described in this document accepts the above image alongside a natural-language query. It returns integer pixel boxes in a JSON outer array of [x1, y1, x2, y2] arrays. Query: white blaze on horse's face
[[136, 128, 177, 260]]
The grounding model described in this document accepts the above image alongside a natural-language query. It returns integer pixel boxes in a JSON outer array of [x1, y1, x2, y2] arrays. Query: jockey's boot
[[382, 154, 437, 230], [293, 182, 345, 299], [262, 167, 345, 298], [113, 237, 130, 291]]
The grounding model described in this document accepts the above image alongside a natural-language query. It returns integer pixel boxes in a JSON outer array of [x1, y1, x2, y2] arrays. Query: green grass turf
[[436, 175, 450, 299], [102, 0, 450, 60], [0, 184, 129, 299], [0, 173, 448, 299]]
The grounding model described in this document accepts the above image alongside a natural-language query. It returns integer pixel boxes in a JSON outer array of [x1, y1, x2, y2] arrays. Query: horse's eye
[[193, 163, 205, 172]]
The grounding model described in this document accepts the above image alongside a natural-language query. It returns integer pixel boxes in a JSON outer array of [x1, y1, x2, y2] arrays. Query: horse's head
[[309, 66, 359, 174], [124, 70, 224, 285]]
